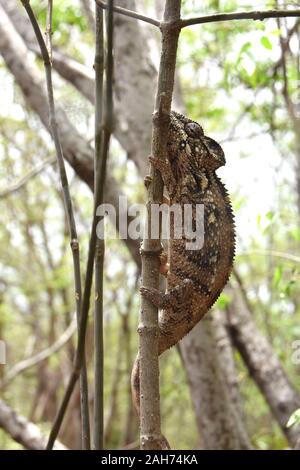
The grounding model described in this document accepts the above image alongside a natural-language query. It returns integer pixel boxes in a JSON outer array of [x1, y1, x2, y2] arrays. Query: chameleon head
[[168, 111, 226, 174]]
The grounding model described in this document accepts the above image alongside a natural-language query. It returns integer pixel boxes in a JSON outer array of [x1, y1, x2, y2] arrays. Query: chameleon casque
[[132, 111, 235, 439]]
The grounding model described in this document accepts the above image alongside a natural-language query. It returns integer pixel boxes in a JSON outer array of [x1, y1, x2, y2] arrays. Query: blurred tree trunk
[[180, 312, 251, 449], [227, 287, 300, 446], [0, 399, 66, 449]]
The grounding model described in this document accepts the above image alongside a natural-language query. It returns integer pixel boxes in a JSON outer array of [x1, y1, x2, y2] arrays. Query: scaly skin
[[132, 112, 235, 432]]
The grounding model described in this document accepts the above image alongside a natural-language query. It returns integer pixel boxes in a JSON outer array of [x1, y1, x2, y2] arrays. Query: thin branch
[[237, 249, 300, 263], [0, 156, 56, 199], [181, 9, 300, 28], [137, 0, 182, 452], [93, 0, 105, 450], [45, 0, 53, 62], [0, 315, 77, 389], [46, 0, 114, 451], [20, 0, 90, 450], [96, 0, 160, 27], [96, 2, 300, 29]]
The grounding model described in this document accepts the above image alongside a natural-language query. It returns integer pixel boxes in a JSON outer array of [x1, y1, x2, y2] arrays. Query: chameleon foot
[[140, 278, 194, 310], [159, 251, 169, 277], [144, 174, 152, 189], [140, 286, 167, 309]]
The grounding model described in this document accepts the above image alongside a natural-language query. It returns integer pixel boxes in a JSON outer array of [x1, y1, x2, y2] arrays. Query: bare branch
[[181, 9, 300, 28], [93, 0, 114, 450], [0, 399, 67, 450], [46, 0, 114, 451], [20, 0, 91, 450], [0, 157, 56, 199], [238, 249, 300, 263], [95, 2, 300, 30], [136, 0, 182, 451], [0, 316, 77, 389], [45, 0, 53, 62], [96, 0, 160, 27]]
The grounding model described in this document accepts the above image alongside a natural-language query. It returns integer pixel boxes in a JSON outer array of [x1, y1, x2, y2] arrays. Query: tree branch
[[0, 315, 77, 389], [20, 0, 91, 449], [96, 0, 160, 27], [0, 157, 56, 199], [0, 399, 67, 450], [93, 0, 114, 450], [137, 0, 181, 451], [96, 2, 300, 30], [181, 9, 300, 28]]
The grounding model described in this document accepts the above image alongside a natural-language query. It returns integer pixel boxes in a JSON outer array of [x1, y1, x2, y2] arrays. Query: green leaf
[[240, 42, 251, 54], [216, 293, 231, 310], [287, 409, 300, 428], [261, 36, 272, 50], [266, 211, 274, 220], [272, 266, 282, 289]]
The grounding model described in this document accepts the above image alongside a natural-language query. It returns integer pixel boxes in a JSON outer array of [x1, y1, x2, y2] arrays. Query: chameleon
[[131, 111, 235, 443]]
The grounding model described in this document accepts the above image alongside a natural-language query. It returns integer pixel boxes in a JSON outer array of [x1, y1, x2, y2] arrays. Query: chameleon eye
[[185, 121, 204, 139], [179, 140, 186, 149]]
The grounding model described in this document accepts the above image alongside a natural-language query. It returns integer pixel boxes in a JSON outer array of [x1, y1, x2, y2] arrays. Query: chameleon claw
[[149, 154, 165, 171], [140, 286, 166, 308], [144, 175, 152, 189], [140, 286, 156, 297], [159, 251, 169, 277]]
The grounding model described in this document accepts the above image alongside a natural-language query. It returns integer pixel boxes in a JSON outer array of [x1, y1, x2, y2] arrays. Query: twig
[[46, 0, 113, 451], [0, 156, 56, 198], [19, 0, 90, 450], [0, 315, 77, 389], [93, 0, 104, 450], [138, 0, 181, 452], [93, 0, 114, 450], [237, 249, 300, 263], [95, 0, 160, 27], [181, 9, 300, 28], [96, 2, 300, 29], [45, 0, 52, 62]]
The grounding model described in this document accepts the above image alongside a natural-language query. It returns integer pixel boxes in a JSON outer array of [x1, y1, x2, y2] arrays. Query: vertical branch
[[20, 0, 91, 450], [139, 0, 181, 451], [94, 0, 114, 450], [45, 0, 53, 62], [93, 0, 104, 450], [45, 0, 113, 450]]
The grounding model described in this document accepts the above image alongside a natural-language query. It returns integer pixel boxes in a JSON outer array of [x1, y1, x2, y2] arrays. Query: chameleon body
[[132, 111, 235, 422]]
